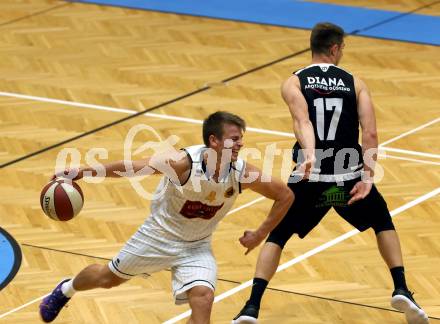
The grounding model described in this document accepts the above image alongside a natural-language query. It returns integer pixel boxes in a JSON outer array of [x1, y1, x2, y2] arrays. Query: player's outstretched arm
[[55, 150, 190, 183], [239, 163, 294, 254], [281, 75, 316, 177]]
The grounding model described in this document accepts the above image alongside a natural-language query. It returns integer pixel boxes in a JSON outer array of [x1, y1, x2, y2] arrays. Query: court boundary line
[[380, 147, 440, 160], [0, 92, 295, 137], [379, 153, 440, 166], [379, 117, 440, 147], [1, 91, 439, 164], [164, 186, 440, 323], [0, 294, 50, 320]]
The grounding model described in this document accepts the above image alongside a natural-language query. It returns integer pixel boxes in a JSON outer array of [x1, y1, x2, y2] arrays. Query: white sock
[[61, 279, 76, 298]]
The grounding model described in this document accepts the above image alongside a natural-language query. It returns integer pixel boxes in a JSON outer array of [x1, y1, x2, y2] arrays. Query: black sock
[[247, 278, 268, 308], [390, 266, 408, 290]]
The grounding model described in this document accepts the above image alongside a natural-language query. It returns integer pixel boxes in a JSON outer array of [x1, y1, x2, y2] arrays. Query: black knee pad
[[371, 214, 395, 234]]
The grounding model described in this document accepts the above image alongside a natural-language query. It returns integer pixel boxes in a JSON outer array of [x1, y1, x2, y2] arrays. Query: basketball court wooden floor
[[0, 0, 439, 323]]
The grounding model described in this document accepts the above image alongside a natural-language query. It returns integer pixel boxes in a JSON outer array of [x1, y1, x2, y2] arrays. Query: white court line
[[379, 154, 440, 166], [379, 117, 440, 147], [0, 91, 294, 139], [0, 294, 49, 320], [1, 91, 438, 160], [380, 147, 440, 160], [226, 197, 266, 216], [163, 186, 440, 324], [0, 197, 267, 319]]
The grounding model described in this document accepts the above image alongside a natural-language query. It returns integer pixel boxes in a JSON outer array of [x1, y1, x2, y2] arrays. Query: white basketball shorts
[[108, 229, 217, 304]]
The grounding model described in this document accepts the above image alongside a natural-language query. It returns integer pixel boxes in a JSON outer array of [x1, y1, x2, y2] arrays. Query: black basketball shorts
[[267, 177, 395, 248]]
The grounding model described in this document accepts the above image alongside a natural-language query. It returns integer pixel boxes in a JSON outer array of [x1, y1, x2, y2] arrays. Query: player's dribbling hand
[[51, 168, 83, 181], [239, 230, 265, 255], [348, 181, 372, 205]]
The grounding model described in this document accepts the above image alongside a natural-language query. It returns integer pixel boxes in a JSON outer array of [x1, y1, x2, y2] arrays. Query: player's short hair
[[203, 111, 246, 146], [310, 22, 345, 55]]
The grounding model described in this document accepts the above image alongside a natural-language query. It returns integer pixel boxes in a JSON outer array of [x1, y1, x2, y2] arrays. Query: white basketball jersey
[[140, 145, 245, 242]]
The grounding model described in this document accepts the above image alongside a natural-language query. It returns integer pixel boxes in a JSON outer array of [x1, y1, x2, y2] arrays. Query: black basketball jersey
[[292, 63, 363, 177]]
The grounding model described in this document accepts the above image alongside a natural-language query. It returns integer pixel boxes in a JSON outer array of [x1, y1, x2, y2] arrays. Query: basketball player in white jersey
[[39, 111, 294, 324]]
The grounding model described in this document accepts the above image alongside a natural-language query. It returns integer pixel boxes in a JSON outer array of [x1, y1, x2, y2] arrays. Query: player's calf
[[73, 264, 127, 290]]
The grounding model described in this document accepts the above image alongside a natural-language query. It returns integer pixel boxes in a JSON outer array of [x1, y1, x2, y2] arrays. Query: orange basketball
[[40, 178, 84, 221]]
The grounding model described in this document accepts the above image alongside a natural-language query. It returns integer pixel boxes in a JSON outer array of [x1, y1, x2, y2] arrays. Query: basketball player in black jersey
[[233, 23, 428, 324]]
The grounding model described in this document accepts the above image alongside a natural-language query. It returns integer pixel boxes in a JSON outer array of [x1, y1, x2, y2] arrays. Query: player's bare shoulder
[[281, 74, 301, 102], [149, 149, 192, 184], [170, 150, 192, 171], [169, 150, 192, 184], [281, 74, 300, 91], [353, 75, 370, 100]]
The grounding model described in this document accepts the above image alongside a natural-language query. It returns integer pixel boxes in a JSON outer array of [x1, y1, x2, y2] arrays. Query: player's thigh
[[268, 180, 331, 245], [109, 232, 177, 280], [172, 245, 216, 305], [335, 184, 393, 233]]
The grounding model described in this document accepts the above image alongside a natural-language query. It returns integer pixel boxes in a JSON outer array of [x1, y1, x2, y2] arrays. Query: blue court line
[[72, 0, 440, 46], [0, 228, 21, 290]]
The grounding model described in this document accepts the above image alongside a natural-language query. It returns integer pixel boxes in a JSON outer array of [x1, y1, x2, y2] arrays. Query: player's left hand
[[52, 168, 82, 181], [239, 230, 265, 255], [297, 153, 316, 180], [348, 181, 373, 205]]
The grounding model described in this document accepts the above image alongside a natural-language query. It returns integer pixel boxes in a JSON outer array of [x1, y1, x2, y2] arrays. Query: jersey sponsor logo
[[224, 186, 234, 198], [305, 76, 351, 93], [180, 200, 224, 220], [315, 185, 350, 207], [205, 191, 217, 202], [307, 76, 345, 87]]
